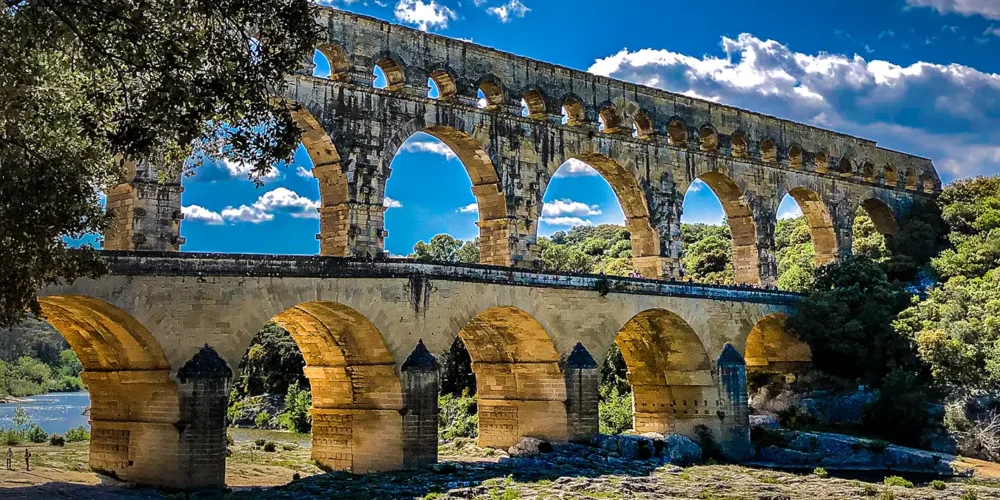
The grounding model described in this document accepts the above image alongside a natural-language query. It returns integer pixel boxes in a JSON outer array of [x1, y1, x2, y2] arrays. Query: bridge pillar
[[175, 345, 232, 489], [754, 210, 779, 286], [563, 343, 599, 441], [104, 160, 184, 252], [401, 340, 440, 468], [715, 344, 751, 461]]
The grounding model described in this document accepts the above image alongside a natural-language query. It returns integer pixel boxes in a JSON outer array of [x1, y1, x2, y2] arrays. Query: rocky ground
[[4, 436, 1000, 499]]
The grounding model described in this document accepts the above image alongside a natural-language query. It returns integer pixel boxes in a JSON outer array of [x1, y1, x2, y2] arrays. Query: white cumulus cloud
[[457, 203, 479, 213], [539, 217, 593, 227], [384, 197, 403, 208], [213, 187, 321, 224], [296, 166, 313, 178], [401, 139, 458, 160], [221, 205, 274, 224], [182, 205, 224, 225], [542, 199, 603, 218], [553, 158, 600, 178], [394, 0, 456, 31], [222, 159, 281, 182], [588, 33, 1000, 180], [487, 0, 530, 23]]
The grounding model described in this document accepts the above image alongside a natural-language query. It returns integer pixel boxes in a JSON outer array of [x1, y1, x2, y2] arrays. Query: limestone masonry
[[43, 5, 937, 491]]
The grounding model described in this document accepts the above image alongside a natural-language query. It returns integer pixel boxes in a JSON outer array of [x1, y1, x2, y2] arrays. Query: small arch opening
[[562, 96, 585, 126], [884, 166, 898, 187], [814, 151, 829, 173], [699, 126, 718, 152], [731, 132, 748, 158], [315, 43, 350, 80], [905, 169, 918, 190], [633, 111, 653, 140], [922, 176, 936, 194], [668, 120, 688, 147], [760, 139, 777, 163], [861, 161, 876, 182], [837, 157, 853, 177], [599, 105, 623, 134], [522, 89, 546, 119], [788, 144, 803, 169], [478, 81, 504, 110], [429, 69, 456, 100], [374, 57, 404, 92]]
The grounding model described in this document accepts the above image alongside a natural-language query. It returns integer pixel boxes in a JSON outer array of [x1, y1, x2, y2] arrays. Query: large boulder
[[507, 437, 552, 457], [592, 434, 655, 460], [664, 434, 702, 466]]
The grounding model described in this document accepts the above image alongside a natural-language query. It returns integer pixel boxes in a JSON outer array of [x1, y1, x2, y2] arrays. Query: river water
[[0, 391, 311, 446], [0, 391, 91, 434]]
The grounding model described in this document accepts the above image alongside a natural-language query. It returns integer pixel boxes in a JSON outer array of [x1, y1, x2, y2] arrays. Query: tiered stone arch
[[689, 172, 762, 285], [36, 296, 193, 488], [270, 301, 408, 473], [784, 186, 839, 266], [457, 306, 568, 448], [744, 313, 811, 374], [613, 309, 716, 436], [381, 120, 511, 266], [545, 152, 662, 278]]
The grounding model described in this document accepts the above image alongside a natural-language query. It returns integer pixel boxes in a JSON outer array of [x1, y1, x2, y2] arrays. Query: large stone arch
[[381, 121, 511, 266], [270, 301, 408, 473], [785, 186, 838, 266], [36, 296, 194, 488], [613, 308, 716, 435], [744, 313, 811, 374], [691, 172, 762, 285], [457, 306, 568, 448], [549, 153, 662, 278], [858, 197, 899, 237]]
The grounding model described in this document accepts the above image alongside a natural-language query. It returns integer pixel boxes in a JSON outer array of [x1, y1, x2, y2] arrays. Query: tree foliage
[[410, 234, 480, 264], [233, 322, 308, 397], [1, 0, 320, 327]]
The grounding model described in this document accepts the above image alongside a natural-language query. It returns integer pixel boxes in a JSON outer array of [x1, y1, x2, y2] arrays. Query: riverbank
[[5, 434, 1000, 499]]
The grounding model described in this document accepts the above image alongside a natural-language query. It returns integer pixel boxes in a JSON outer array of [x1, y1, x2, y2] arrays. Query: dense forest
[[0, 318, 83, 398]]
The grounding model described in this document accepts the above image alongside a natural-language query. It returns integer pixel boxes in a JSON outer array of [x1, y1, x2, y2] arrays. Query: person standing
[[23, 448, 30, 471], [5, 447, 11, 470]]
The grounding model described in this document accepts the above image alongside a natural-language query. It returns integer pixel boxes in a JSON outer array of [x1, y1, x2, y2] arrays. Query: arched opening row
[[311, 44, 933, 194], [23, 295, 806, 488]]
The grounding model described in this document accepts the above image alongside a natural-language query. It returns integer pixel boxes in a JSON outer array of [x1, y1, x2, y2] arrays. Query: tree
[[410, 234, 479, 263], [788, 255, 919, 386], [1, 0, 320, 327], [234, 323, 308, 397]]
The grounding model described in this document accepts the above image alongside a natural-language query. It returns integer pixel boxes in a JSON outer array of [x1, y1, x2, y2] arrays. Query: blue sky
[[174, 0, 1000, 256]]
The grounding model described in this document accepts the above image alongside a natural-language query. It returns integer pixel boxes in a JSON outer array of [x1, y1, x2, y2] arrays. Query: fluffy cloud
[[384, 197, 403, 208], [907, 0, 1000, 19], [401, 139, 458, 160], [182, 205, 224, 225], [199, 188, 321, 225], [394, 0, 456, 31], [296, 166, 313, 178], [190, 158, 282, 183], [487, 0, 530, 23], [553, 158, 600, 178], [539, 216, 593, 227], [457, 203, 479, 213], [588, 33, 1000, 180], [542, 199, 602, 218], [687, 179, 706, 193], [777, 201, 804, 220]]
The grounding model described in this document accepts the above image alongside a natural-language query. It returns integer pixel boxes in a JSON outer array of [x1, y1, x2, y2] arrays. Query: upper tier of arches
[[305, 7, 941, 196]]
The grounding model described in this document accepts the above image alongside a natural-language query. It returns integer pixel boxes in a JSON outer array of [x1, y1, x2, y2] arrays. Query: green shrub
[[883, 476, 913, 488], [49, 433, 65, 446], [26, 424, 47, 443], [254, 438, 266, 447], [64, 426, 90, 443], [959, 492, 977, 500], [813, 467, 828, 478], [263, 441, 277, 452], [3, 429, 21, 446], [598, 384, 632, 435], [929, 480, 946, 490], [861, 484, 878, 496], [439, 389, 478, 440], [254, 410, 270, 428], [777, 405, 817, 429], [276, 382, 312, 433]]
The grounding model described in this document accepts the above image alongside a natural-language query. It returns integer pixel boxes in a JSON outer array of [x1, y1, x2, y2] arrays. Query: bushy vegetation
[[0, 318, 84, 398], [275, 382, 312, 433], [64, 425, 90, 443], [2, 408, 51, 445], [439, 389, 479, 440]]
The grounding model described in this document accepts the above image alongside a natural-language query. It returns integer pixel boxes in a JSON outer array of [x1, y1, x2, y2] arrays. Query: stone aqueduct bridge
[[38, 252, 806, 490], [62, 5, 939, 491], [105, 7, 941, 285]]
